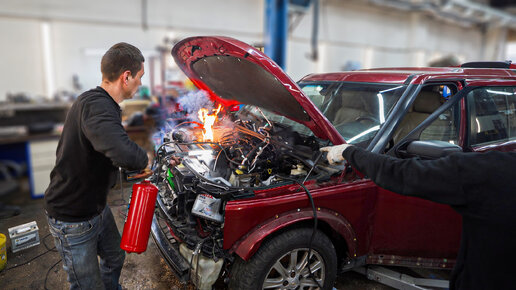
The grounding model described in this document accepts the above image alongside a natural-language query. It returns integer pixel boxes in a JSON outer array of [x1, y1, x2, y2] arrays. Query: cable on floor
[[44, 259, 62, 290], [4, 246, 55, 271]]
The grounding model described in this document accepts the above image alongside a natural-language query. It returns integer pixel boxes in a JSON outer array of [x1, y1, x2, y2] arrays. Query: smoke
[[177, 90, 213, 120], [218, 115, 235, 130], [152, 89, 239, 149], [152, 119, 176, 150], [152, 90, 215, 148]]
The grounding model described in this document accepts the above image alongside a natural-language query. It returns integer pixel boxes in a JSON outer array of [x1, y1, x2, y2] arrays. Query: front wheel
[[230, 228, 337, 290]]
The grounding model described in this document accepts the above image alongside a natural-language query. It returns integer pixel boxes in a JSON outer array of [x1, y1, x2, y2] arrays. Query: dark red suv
[[149, 36, 516, 289]]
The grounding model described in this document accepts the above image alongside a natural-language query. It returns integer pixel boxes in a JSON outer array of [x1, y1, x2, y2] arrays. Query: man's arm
[[81, 98, 148, 171], [333, 145, 467, 206]]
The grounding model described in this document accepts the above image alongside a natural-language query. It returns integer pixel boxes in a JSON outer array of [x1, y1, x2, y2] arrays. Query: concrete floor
[[0, 179, 403, 289]]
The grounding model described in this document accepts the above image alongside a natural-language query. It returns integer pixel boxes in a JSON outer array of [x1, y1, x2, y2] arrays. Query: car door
[[463, 81, 516, 153], [367, 82, 466, 265], [368, 80, 516, 265]]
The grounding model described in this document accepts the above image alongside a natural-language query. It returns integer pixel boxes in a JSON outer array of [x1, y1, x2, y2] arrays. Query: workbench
[[0, 102, 69, 198], [0, 133, 60, 199]]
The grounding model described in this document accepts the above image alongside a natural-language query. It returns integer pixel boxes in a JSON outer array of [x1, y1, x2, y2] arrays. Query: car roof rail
[[461, 61, 513, 69]]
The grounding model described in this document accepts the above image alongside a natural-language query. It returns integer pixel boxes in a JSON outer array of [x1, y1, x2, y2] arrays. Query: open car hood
[[171, 36, 344, 144]]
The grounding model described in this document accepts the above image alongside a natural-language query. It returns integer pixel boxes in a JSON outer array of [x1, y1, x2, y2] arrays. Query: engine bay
[[150, 103, 339, 259], [172, 108, 327, 182]]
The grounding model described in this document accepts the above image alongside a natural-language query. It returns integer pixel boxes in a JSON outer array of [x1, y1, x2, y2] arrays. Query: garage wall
[[51, 22, 170, 97], [0, 0, 504, 101], [286, 1, 485, 80], [0, 0, 264, 34], [0, 17, 46, 100], [0, 0, 264, 101]]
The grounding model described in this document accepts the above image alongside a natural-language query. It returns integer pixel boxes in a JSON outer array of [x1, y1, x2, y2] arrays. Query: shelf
[[0, 102, 71, 113]]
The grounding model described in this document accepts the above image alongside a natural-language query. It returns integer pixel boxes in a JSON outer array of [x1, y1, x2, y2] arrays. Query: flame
[[198, 104, 222, 141]]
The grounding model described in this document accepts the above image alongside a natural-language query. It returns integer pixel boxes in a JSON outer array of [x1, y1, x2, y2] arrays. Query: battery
[[8, 221, 40, 253], [191, 194, 224, 223]]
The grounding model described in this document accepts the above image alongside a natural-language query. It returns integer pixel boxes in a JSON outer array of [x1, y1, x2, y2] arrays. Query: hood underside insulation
[[191, 55, 310, 122]]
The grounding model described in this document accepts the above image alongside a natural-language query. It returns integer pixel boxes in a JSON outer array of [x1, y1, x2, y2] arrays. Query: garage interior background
[[1, 0, 516, 102], [0, 0, 515, 289]]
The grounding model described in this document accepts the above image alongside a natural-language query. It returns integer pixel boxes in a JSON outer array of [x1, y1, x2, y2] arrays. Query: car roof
[[299, 67, 516, 85]]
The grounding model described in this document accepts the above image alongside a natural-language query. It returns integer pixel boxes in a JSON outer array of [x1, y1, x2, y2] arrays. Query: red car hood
[[171, 36, 344, 144]]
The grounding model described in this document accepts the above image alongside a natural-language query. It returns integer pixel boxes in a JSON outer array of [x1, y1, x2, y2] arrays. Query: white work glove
[[320, 144, 351, 165]]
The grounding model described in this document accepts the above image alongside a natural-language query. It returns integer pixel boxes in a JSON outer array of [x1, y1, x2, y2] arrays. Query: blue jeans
[[47, 206, 125, 290]]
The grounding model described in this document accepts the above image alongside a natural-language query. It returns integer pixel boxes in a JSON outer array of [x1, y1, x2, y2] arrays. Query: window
[[467, 87, 516, 146], [392, 85, 457, 145], [299, 82, 405, 146], [419, 103, 460, 144]]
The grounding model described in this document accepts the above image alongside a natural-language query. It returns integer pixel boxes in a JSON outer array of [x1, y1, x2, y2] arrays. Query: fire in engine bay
[[149, 94, 340, 260]]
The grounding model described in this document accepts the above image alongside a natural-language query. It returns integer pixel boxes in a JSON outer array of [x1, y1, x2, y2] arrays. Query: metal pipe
[[311, 0, 320, 61], [265, 0, 289, 69]]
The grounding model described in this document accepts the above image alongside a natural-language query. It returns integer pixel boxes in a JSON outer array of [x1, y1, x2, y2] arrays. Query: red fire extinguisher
[[120, 180, 158, 253]]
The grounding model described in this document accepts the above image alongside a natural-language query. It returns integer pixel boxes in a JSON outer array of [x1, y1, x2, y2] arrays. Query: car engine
[[150, 104, 332, 261]]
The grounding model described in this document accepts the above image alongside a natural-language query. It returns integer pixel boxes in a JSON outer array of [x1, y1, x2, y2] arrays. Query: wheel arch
[[230, 208, 357, 261]]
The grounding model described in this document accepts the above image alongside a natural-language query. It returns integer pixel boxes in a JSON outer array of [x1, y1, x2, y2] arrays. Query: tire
[[229, 228, 337, 290]]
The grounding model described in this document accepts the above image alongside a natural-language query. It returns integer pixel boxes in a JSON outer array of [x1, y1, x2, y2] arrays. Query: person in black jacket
[[320, 144, 516, 290], [45, 42, 149, 290]]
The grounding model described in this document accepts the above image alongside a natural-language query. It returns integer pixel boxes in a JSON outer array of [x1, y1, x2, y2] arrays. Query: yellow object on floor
[[0, 233, 6, 271]]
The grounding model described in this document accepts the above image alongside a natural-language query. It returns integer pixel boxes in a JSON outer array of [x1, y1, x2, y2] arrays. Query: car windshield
[[237, 82, 406, 147], [300, 81, 406, 145]]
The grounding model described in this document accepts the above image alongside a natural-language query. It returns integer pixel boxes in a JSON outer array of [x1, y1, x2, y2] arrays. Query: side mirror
[[398, 140, 462, 159]]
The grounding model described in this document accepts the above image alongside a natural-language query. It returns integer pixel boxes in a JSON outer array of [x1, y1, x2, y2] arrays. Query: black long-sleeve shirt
[[342, 146, 516, 290], [45, 87, 148, 222]]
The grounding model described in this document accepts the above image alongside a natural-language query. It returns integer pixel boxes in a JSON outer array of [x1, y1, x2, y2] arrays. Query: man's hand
[[125, 168, 152, 180], [320, 144, 351, 165], [168, 156, 182, 167]]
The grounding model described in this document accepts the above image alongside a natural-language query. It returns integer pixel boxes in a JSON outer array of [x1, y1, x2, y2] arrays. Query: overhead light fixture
[[41, 22, 55, 99]]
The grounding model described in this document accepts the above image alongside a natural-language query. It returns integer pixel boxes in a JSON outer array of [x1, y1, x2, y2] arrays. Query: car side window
[[467, 87, 516, 146], [419, 103, 460, 144], [392, 85, 456, 145]]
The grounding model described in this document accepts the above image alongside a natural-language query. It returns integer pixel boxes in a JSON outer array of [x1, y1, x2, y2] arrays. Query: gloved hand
[[320, 144, 351, 165]]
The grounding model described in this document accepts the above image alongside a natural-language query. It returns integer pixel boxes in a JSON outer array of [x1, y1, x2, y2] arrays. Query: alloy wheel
[[262, 248, 325, 290]]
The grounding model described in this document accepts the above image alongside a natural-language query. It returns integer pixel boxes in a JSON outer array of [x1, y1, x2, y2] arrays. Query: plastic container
[[0, 233, 7, 271]]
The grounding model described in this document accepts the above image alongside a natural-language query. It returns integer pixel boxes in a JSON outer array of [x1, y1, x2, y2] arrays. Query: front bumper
[[150, 215, 190, 281]]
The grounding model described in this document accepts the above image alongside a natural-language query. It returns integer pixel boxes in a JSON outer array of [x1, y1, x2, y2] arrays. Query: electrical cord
[[304, 151, 325, 289], [184, 238, 208, 290], [41, 233, 58, 252], [42, 232, 63, 289], [280, 151, 325, 289], [107, 167, 130, 219], [108, 167, 129, 207], [2, 233, 63, 288], [194, 239, 207, 289], [303, 151, 324, 184], [277, 175, 324, 288], [289, 179, 323, 289], [44, 259, 62, 290], [4, 234, 57, 271]]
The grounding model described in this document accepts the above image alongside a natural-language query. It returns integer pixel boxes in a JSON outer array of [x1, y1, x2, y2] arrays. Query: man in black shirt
[[320, 144, 516, 290], [45, 43, 148, 290]]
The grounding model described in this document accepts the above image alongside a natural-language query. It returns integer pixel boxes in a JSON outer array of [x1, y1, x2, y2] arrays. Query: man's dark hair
[[101, 42, 145, 82]]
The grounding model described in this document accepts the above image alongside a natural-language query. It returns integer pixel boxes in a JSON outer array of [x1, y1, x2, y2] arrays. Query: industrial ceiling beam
[[368, 0, 516, 29]]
